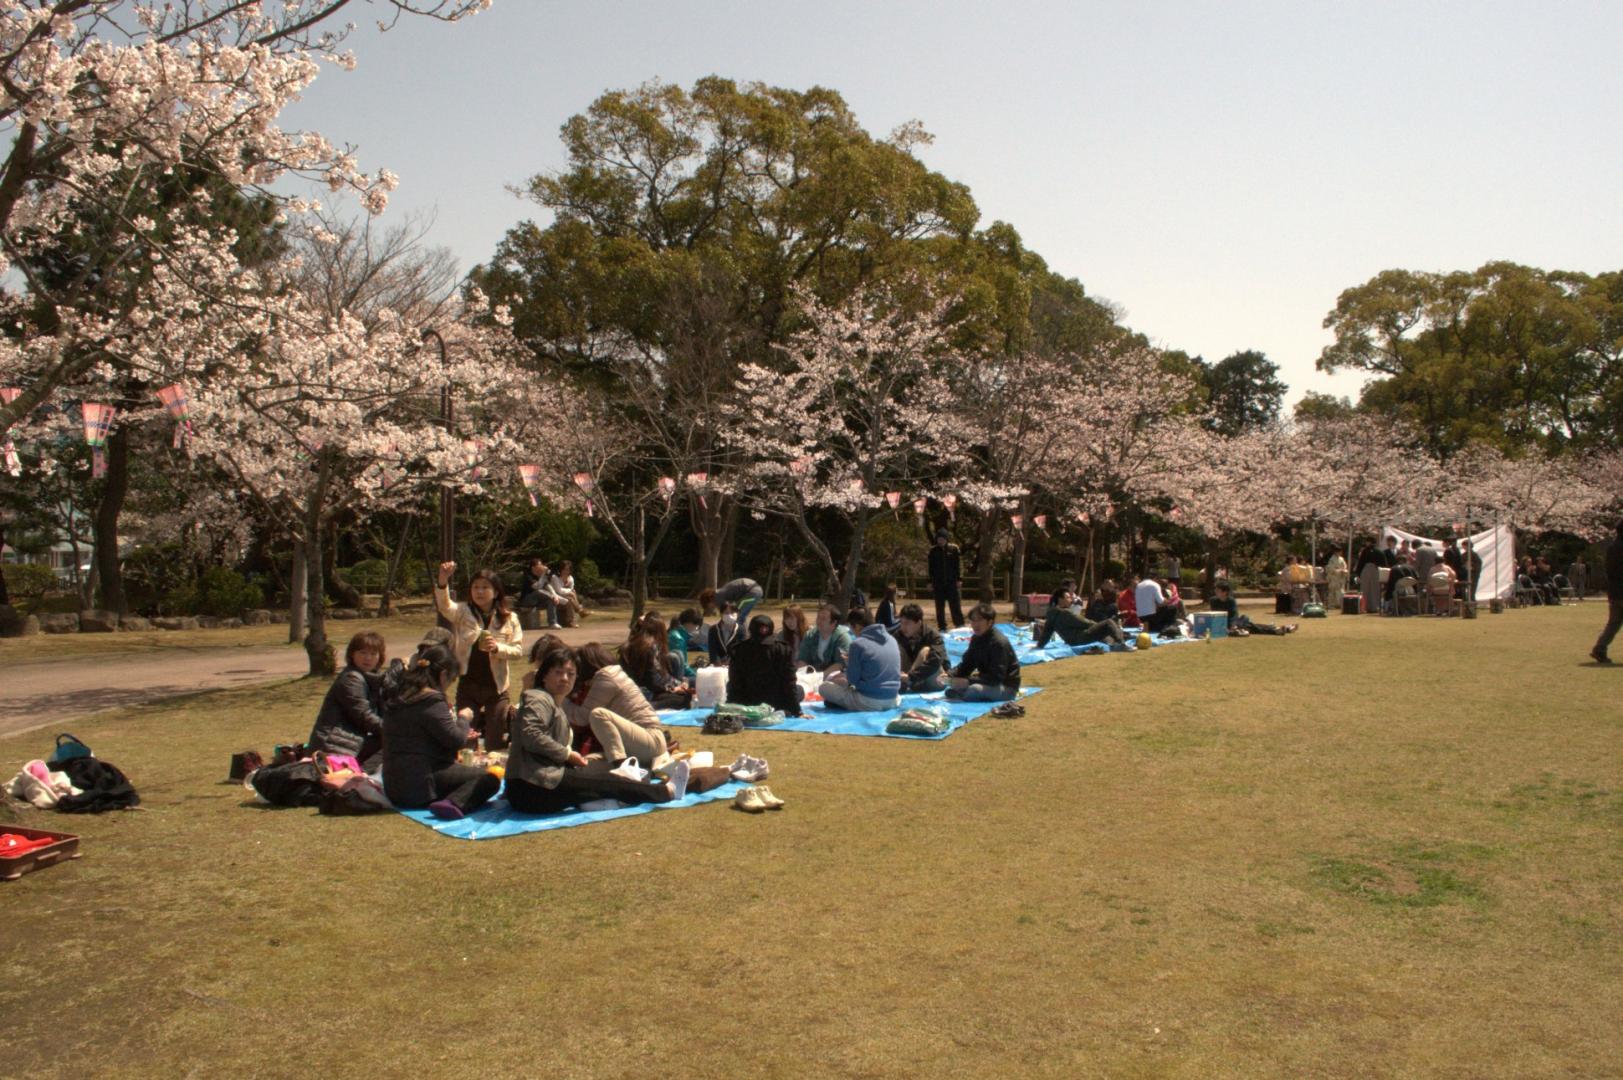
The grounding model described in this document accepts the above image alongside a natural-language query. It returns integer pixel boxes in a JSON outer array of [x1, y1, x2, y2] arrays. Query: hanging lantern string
[[155, 384, 193, 448], [81, 402, 115, 479]]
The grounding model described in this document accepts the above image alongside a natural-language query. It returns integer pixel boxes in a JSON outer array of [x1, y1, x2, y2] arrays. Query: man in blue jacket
[[818, 606, 902, 711]]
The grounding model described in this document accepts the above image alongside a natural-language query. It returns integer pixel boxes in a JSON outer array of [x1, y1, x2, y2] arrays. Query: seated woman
[[797, 603, 853, 673], [381, 645, 501, 820], [1117, 575, 1141, 628], [819, 607, 901, 711], [946, 603, 1021, 701], [874, 583, 901, 632], [1034, 589, 1127, 649], [505, 648, 688, 815], [308, 631, 388, 766], [548, 560, 592, 626], [1427, 562, 1458, 615], [727, 614, 804, 715], [1209, 581, 1295, 635], [517, 557, 561, 629], [777, 604, 808, 657], [620, 615, 691, 710], [433, 560, 524, 751], [706, 600, 744, 665], [563, 642, 672, 765]]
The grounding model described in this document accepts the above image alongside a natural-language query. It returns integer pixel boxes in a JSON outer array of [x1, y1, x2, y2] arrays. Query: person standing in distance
[[1591, 520, 1623, 664], [927, 528, 965, 629]]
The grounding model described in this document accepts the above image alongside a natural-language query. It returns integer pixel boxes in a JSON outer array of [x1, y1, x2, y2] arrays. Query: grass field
[[2, 603, 1618, 1078]]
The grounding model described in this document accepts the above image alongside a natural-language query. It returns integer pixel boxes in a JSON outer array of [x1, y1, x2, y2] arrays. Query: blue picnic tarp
[[659, 687, 1042, 740], [394, 779, 748, 840]]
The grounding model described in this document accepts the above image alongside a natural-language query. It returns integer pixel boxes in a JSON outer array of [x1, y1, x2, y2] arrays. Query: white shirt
[[1134, 579, 1164, 615]]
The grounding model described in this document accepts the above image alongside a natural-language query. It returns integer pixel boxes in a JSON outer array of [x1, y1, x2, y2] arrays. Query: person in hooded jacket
[[727, 613, 804, 715], [818, 606, 901, 711]]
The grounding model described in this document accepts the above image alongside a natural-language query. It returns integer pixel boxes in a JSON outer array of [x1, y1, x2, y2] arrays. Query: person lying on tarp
[[946, 604, 1021, 702], [819, 606, 902, 711], [307, 630, 388, 767], [1208, 581, 1296, 637], [893, 603, 948, 693], [1033, 588, 1129, 650], [727, 613, 804, 715]]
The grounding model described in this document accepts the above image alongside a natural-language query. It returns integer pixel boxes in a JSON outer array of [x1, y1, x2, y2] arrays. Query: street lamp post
[[423, 328, 453, 629]]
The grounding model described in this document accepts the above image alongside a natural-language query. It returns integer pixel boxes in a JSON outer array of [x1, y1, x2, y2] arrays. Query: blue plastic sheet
[[395, 779, 748, 841], [659, 687, 1043, 740]]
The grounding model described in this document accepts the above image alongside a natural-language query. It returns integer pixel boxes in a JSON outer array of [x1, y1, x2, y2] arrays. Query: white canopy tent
[[1381, 523, 1516, 602]]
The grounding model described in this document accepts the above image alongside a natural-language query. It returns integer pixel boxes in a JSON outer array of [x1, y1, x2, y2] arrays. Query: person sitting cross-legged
[[818, 606, 902, 711], [946, 603, 1021, 702], [727, 614, 804, 715], [893, 602, 949, 692], [1034, 588, 1128, 650]]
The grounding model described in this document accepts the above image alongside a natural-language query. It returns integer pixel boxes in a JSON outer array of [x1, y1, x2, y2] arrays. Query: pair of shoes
[[987, 702, 1025, 718], [729, 754, 769, 782], [734, 786, 784, 812], [427, 798, 464, 821], [1591, 648, 1613, 665], [546, 623, 563, 630]]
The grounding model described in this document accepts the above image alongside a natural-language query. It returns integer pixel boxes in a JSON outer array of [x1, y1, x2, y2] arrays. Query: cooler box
[[1192, 612, 1228, 639], [1342, 595, 1364, 615]]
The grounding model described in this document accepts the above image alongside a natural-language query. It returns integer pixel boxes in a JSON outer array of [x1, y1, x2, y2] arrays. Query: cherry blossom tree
[[719, 281, 974, 604]]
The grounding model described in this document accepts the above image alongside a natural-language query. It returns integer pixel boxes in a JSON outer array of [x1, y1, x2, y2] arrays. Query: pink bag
[[317, 752, 364, 775]]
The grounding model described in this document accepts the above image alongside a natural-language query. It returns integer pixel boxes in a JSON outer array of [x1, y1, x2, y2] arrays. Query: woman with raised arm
[[434, 561, 524, 750]]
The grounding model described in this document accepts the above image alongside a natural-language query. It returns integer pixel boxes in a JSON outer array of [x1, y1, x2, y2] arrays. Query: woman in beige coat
[[560, 641, 671, 765], [434, 561, 524, 749]]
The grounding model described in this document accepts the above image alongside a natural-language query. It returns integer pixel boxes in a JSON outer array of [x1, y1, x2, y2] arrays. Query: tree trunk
[[304, 497, 335, 678], [324, 519, 363, 609], [718, 499, 739, 583], [975, 512, 998, 602], [378, 515, 413, 617], [689, 493, 728, 591], [0, 525, 9, 606], [93, 423, 130, 614], [837, 509, 874, 608], [289, 538, 307, 644], [1011, 528, 1028, 601]]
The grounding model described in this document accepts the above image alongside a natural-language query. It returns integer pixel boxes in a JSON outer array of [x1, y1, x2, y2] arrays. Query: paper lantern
[[1034, 514, 1048, 530], [81, 402, 115, 478], [686, 471, 709, 510], [155, 384, 193, 448], [885, 491, 901, 509], [658, 476, 676, 501], [913, 498, 927, 516], [1011, 513, 1023, 529], [942, 493, 958, 520], [572, 471, 594, 493], [518, 464, 542, 507]]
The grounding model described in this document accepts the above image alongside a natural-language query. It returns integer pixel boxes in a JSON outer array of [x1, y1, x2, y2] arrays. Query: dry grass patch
[[0, 603, 1618, 1078]]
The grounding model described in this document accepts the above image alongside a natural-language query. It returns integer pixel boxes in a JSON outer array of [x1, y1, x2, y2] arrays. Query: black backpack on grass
[[249, 761, 323, 808]]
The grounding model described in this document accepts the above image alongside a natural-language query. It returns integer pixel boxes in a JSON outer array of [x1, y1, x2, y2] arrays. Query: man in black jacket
[[1591, 520, 1623, 664], [927, 528, 965, 629], [946, 603, 1020, 702], [894, 603, 948, 692]]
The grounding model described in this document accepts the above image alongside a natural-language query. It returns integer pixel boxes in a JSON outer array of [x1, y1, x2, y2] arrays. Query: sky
[[281, 0, 1623, 405]]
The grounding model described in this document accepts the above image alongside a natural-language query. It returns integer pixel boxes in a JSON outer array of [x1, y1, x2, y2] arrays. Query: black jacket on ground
[[951, 628, 1020, 690], [726, 637, 802, 715], [307, 667, 384, 757]]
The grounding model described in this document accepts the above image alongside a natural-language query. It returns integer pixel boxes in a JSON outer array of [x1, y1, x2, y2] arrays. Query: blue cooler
[[1193, 612, 1228, 639]]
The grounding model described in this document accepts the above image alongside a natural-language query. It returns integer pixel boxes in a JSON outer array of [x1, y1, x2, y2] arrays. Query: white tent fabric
[[1381, 523, 1516, 601]]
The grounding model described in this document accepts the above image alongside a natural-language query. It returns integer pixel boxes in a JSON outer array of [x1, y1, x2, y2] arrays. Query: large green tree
[[1318, 262, 1621, 455], [1202, 349, 1285, 435]]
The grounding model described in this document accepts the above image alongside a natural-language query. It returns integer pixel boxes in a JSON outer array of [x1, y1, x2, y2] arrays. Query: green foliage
[[1319, 262, 1623, 454], [575, 557, 605, 591], [3, 563, 60, 612], [343, 558, 389, 592], [124, 544, 192, 613], [1203, 349, 1286, 435], [160, 568, 263, 617]]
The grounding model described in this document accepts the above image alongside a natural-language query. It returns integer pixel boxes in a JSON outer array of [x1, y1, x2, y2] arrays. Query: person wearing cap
[[927, 528, 964, 629]]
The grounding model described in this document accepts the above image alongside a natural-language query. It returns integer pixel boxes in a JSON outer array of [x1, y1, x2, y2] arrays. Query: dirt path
[[0, 623, 611, 739]]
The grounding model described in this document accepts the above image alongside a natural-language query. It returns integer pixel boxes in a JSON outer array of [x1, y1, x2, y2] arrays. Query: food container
[[0, 826, 82, 881]]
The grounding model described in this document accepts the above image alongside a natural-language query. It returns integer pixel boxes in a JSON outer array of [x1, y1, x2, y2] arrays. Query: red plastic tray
[[0, 826, 82, 881]]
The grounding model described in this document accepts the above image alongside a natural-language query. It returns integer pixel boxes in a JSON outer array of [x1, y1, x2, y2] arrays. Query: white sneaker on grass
[[733, 787, 766, 813], [754, 786, 785, 810]]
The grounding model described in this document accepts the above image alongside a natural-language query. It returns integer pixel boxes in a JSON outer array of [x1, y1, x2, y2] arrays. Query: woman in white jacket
[[434, 561, 524, 749]]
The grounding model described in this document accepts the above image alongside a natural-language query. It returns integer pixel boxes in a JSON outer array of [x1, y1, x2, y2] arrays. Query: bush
[[3, 562, 61, 613], [160, 567, 264, 617], [576, 557, 606, 591], [343, 558, 389, 592]]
